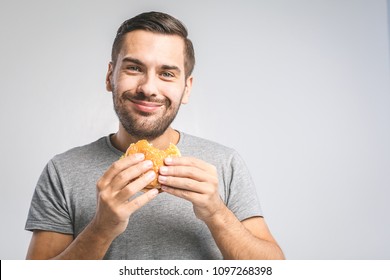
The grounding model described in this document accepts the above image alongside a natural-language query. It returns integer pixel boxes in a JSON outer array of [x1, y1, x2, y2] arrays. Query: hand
[[92, 153, 159, 241], [158, 157, 225, 222]]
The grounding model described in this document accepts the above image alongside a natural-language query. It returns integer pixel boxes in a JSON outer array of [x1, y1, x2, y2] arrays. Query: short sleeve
[[25, 160, 73, 234], [225, 151, 263, 221]]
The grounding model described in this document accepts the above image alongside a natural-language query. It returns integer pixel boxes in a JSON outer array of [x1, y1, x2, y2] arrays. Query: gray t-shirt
[[25, 132, 262, 259]]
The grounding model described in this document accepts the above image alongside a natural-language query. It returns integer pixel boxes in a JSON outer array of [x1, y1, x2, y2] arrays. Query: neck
[[110, 124, 180, 152]]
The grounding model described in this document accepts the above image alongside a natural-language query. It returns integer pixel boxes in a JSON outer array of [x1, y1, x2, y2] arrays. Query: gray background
[[1, 0, 389, 259]]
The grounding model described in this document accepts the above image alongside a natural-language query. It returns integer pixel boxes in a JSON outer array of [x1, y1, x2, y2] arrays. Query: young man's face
[[107, 30, 192, 140]]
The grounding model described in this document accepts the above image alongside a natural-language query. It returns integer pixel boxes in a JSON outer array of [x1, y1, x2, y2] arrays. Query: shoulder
[[50, 136, 120, 170], [178, 132, 235, 155], [177, 132, 242, 167]]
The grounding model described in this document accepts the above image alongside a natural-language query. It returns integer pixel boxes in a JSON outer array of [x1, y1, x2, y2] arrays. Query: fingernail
[[135, 153, 145, 160], [158, 175, 167, 183], [159, 166, 168, 174], [165, 157, 173, 164], [149, 188, 159, 196], [144, 160, 153, 168], [146, 171, 156, 180]]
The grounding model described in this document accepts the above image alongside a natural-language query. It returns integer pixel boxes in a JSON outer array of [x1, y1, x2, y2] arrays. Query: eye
[[126, 65, 142, 72], [161, 72, 174, 79]]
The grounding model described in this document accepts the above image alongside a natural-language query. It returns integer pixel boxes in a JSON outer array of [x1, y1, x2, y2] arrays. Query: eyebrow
[[161, 64, 181, 74], [122, 57, 145, 66], [122, 56, 181, 74]]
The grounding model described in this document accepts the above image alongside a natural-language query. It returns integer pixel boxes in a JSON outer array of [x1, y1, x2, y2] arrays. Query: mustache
[[123, 91, 169, 105]]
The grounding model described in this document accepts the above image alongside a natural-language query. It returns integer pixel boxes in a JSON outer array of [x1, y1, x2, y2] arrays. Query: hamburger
[[121, 140, 181, 192]]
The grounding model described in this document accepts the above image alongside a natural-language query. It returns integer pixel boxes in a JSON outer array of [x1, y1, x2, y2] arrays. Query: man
[[25, 11, 284, 259]]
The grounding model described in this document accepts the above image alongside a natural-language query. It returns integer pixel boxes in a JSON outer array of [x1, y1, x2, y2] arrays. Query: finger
[[125, 188, 159, 214], [164, 156, 216, 173], [110, 160, 153, 192], [161, 184, 202, 203], [158, 175, 207, 193], [98, 153, 145, 188], [159, 165, 212, 183], [116, 170, 156, 202]]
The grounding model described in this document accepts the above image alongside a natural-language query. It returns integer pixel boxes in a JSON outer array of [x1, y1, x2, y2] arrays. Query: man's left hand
[[158, 157, 225, 222]]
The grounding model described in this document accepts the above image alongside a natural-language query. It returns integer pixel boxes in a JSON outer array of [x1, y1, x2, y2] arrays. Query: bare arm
[[159, 156, 284, 260], [205, 212, 284, 259], [26, 154, 158, 260], [26, 225, 113, 260]]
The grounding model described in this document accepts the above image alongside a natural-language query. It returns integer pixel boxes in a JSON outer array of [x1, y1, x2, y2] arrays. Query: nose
[[137, 73, 158, 97]]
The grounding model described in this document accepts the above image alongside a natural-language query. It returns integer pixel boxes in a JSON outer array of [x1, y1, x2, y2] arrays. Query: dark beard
[[112, 90, 182, 141]]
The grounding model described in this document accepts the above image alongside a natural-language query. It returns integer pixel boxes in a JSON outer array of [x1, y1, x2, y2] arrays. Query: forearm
[[52, 222, 115, 260], [205, 207, 284, 260]]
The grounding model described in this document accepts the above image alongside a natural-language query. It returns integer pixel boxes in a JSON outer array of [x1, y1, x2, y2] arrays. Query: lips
[[129, 99, 164, 113]]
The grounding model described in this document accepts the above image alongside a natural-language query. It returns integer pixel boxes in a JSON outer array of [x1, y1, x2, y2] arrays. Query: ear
[[105, 62, 114, 92], [181, 76, 193, 104]]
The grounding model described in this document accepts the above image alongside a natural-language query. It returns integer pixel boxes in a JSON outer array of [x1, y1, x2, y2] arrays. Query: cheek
[[115, 76, 139, 92], [162, 84, 186, 102]]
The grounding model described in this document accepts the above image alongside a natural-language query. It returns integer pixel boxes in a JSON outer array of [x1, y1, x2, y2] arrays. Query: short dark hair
[[111, 11, 195, 78]]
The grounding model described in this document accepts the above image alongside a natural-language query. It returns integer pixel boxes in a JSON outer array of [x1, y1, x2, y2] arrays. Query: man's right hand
[[26, 153, 158, 260], [91, 153, 159, 241]]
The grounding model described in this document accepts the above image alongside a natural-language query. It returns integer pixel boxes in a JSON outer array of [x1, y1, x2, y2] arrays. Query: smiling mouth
[[129, 99, 164, 113]]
